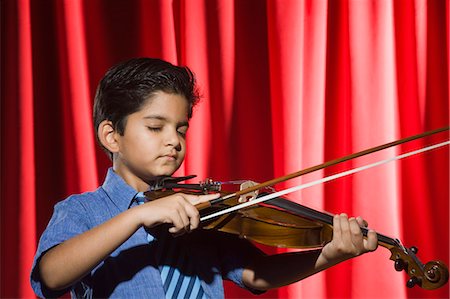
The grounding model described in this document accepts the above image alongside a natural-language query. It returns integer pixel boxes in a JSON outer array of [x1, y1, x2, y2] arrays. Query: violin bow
[[200, 126, 449, 212], [200, 138, 449, 221]]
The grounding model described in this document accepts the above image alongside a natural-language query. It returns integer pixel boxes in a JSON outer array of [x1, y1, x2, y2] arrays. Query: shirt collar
[[102, 167, 141, 211]]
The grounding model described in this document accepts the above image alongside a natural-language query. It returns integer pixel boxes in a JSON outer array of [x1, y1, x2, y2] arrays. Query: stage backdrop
[[2, 0, 449, 298]]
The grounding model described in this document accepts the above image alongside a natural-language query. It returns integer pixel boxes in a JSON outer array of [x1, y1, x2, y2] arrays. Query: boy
[[31, 57, 378, 298]]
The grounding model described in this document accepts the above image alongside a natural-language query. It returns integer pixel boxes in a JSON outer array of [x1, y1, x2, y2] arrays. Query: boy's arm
[[242, 214, 378, 290], [39, 192, 219, 291]]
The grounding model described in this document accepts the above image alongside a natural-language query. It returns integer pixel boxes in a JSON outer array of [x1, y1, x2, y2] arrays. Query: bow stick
[[201, 132, 449, 221]]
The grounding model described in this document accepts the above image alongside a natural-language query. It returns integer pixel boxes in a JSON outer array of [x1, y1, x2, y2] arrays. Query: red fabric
[[1, 0, 448, 298]]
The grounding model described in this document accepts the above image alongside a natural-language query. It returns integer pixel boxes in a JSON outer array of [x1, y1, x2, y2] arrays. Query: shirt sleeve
[[215, 231, 267, 293], [30, 196, 92, 298]]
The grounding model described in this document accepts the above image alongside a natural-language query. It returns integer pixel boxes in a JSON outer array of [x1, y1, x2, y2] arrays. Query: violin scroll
[[389, 245, 449, 290], [421, 261, 449, 289]]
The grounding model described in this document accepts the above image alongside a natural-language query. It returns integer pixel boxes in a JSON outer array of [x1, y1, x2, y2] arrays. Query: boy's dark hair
[[93, 57, 200, 154]]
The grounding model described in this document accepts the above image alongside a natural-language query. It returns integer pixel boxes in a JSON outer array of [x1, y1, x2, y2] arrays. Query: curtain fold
[[55, 0, 99, 194], [1, 0, 448, 298], [2, 0, 37, 298]]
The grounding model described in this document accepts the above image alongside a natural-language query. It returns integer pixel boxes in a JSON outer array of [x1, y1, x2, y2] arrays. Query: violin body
[[146, 187, 333, 248], [200, 194, 333, 248]]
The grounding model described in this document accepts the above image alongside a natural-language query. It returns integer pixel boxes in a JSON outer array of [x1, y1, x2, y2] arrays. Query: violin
[[144, 127, 450, 290]]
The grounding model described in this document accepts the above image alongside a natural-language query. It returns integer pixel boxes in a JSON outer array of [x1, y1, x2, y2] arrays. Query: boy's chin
[[152, 165, 180, 177]]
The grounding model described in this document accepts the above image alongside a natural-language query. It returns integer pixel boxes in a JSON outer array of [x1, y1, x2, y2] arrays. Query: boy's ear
[[98, 120, 120, 153]]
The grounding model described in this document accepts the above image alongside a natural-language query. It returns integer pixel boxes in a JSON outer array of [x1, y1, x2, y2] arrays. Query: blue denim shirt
[[31, 168, 265, 298]]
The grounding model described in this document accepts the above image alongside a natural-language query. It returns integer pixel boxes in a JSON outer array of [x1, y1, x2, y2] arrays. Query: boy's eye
[[147, 127, 162, 132], [177, 126, 188, 137]]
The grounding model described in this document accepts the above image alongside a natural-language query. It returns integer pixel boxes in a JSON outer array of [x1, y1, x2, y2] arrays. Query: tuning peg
[[410, 246, 418, 254], [394, 259, 406, 271], [406, 276, 420, 288]]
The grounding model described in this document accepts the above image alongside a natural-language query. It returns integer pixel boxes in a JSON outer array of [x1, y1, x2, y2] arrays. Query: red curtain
[[2, 0, 449, 298]]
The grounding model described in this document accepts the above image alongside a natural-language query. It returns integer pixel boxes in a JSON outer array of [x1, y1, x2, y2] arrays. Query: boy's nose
[[165, 129, 181, 148]]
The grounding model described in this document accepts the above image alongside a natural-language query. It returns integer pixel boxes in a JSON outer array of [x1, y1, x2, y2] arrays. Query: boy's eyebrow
[[143, 115, 189, 127], [143, 115, 166, 121]]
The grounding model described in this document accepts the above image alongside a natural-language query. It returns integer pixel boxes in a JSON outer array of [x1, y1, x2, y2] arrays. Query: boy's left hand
[[241, 213, 379, 290], [320, 213, 378, 264]]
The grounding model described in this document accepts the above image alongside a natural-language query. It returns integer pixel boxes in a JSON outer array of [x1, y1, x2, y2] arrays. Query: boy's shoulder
[[51, 188, 108, 220], [49, 186, 122, 230], [56, 187, 108, 209], [55, 168, 135, 212]]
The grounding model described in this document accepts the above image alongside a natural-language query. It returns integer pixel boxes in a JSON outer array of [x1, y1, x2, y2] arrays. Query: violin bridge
[[238, 181, 259, 203]]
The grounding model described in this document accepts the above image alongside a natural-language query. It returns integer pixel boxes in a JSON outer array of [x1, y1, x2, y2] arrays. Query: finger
[[168, 194, 206, 233], [364, 229, 379, 251], [338, 213, 351, 242], [333, 214, 342, 241], [342, 214, 361, 253], [187, 193, 220, 205], [177, 207, 190, 230], [349, 217, 364, 250], [167, 201, 190, 233], [349, 217, 362, 237], [167, 214, 185, 234], [169, 226, 185, 234], [356, 216, 368, 228], [183, 202, 201, 230]]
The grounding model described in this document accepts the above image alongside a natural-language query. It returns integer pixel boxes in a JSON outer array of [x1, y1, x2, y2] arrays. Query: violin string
[[201, 140, 449, 222]]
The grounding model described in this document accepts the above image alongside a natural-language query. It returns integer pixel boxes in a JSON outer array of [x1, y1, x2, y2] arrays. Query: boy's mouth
[[161, 153, 177, 161]]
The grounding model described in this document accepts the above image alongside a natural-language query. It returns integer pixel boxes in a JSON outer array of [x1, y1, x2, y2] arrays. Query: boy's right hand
[[136, 192, 220, 234]]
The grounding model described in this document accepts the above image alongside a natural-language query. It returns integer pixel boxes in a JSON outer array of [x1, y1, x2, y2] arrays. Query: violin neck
[[360, 227, 401, 248], [263, 196, 401, 249]]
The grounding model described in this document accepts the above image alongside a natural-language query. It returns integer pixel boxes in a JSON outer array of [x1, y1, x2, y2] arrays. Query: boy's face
[[113, 91, 189, 189]]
